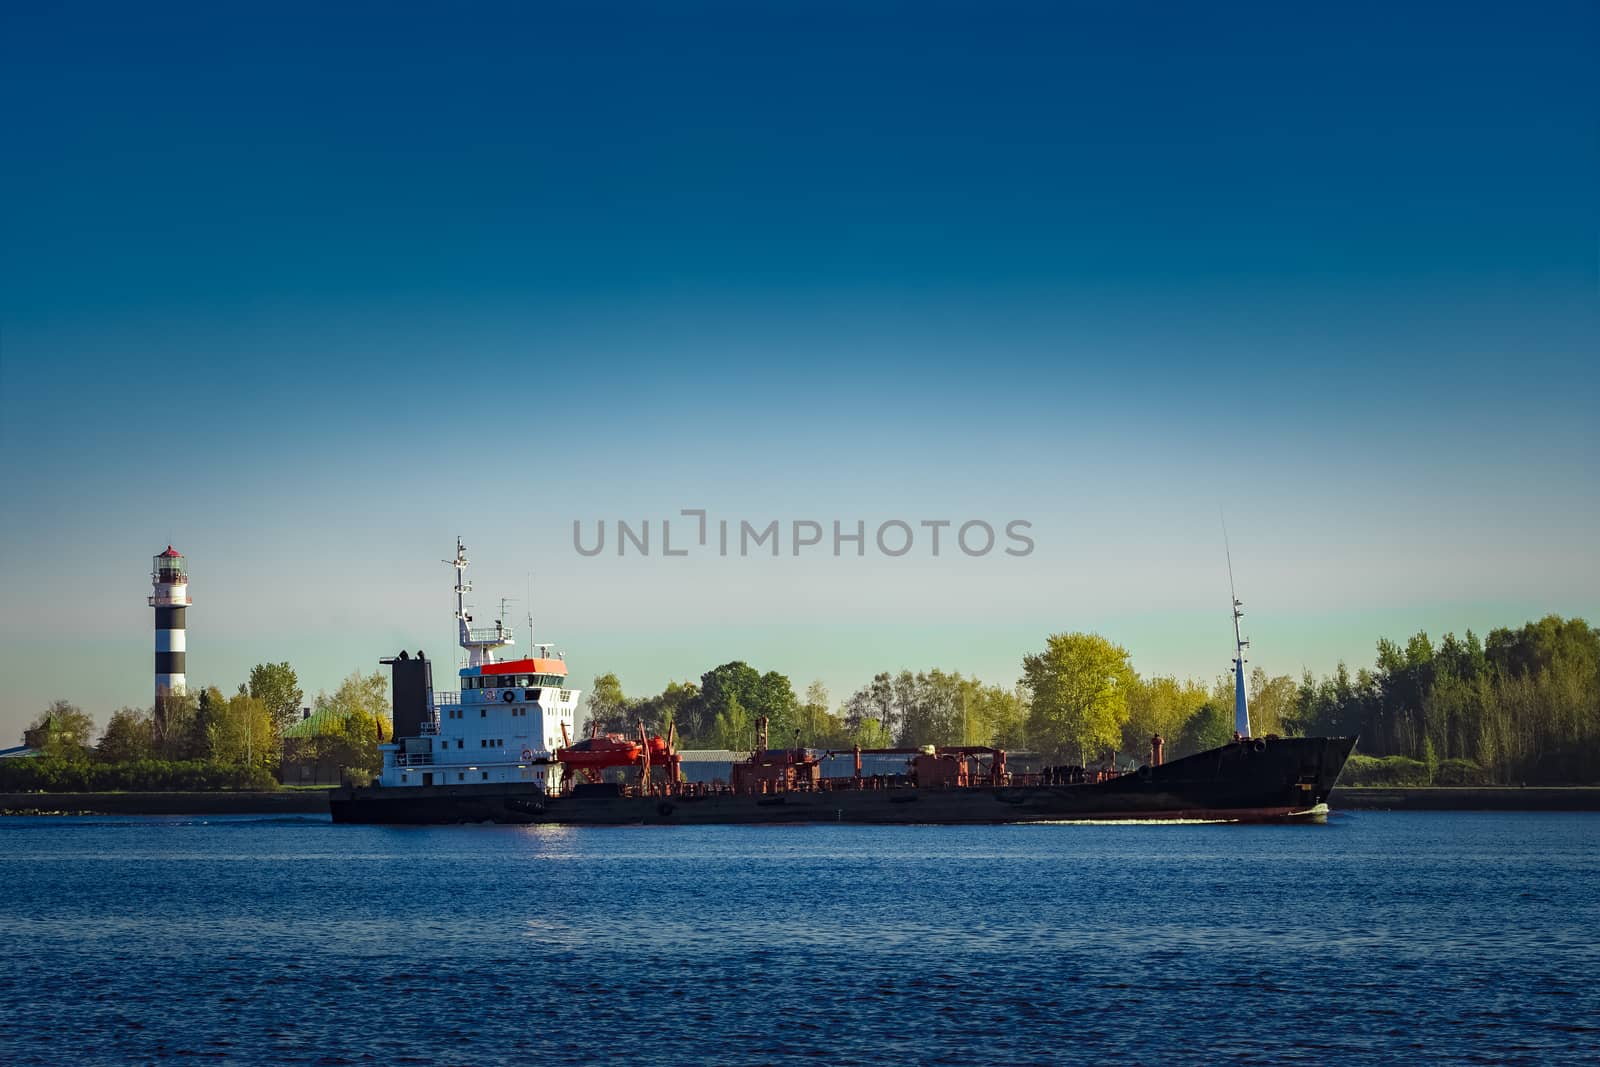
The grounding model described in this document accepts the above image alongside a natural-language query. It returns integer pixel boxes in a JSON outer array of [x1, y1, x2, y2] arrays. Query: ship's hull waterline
[[331, 735, 1358, 826]]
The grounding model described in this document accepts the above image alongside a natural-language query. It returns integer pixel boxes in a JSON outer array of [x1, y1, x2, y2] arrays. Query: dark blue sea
[[2, 812, 1596, 1066]]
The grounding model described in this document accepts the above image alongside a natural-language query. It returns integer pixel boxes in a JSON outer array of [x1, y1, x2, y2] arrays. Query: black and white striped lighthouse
[[150, 546, 190, 702]]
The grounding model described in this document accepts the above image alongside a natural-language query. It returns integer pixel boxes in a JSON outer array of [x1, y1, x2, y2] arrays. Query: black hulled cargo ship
[[329, 541, 1356, 826], [331, 734, 1356, 825]]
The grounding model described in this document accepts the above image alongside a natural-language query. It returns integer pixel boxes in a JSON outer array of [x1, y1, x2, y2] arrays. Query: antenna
[[1221, 509, 1251, 738], [446, 537, 515, 668]]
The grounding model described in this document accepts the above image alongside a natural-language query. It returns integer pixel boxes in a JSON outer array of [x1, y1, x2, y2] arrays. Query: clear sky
[[1, 1, 1595, 740]]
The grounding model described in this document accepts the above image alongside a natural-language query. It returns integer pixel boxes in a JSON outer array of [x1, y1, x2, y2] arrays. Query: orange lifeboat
[[555, 734, 642, 769]]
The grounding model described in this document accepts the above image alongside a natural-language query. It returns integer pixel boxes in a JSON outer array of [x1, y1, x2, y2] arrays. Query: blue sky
[[2, 1, 1595, 738]]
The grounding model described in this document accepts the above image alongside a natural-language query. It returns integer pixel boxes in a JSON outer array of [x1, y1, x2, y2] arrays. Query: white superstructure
[[377, 540, 580, 790]]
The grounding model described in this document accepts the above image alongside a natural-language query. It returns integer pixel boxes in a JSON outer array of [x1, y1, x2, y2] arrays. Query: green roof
[[282, 708, 356, 738]]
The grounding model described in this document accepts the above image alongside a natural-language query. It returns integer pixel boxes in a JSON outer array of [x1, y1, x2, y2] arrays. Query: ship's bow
[[1292, 734, 1359, 816]]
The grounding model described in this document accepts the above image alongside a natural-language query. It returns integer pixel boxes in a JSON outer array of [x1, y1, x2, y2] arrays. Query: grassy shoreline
[[1329, 786, 1600, 811]]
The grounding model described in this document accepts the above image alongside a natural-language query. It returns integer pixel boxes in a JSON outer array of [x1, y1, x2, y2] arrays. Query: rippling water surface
[[3, 812, 1597, 1065]]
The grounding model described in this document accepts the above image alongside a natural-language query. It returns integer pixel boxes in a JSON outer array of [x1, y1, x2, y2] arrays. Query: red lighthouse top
[[151, 546, 190, 603]]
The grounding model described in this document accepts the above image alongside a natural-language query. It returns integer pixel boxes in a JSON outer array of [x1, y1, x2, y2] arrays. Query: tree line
[[4, 663, 393, 792], [581, 638, 1302, 766], [584, 614, 1599, 784], [9, 613, 1595, 791], [1289, 615, 1599, 785]]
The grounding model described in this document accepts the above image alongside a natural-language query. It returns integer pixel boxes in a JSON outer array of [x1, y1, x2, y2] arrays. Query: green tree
[[698, 662, 760, 732], [305, 671, 392, 779], [892, 669, 968, 747], [1121, 675, 1209, 756], [851, 717, 894, 749], [210, 687, 274, 767], [96, 707, 155, 763], [1485, 615, 1600, 681], [697, 661, 805, 745], [797, 680, 860, 748], [713, 692, 751, 751], [1174, 701, 1235, 757], [23, 700, 95, 756], [1247, 669, 1298, 738], [582, 673, 628, 734], [841, 672, 895, 737], [800, 680, 831, 745], [153, 689, 199, 757], [632, 680, 699, 740], [182, 686, 229, 760], [248, 662, 304, 736], [968, 682, 1029, 749], [1286, 615, 1600, 784], [753, 670, 800, 744], [1021, 632, 1135, 763]]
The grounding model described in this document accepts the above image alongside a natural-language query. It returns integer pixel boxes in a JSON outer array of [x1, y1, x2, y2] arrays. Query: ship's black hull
[[330, 736, 1357, 825]]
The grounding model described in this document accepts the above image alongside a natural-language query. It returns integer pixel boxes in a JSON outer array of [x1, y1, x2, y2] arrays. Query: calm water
[[2, 812, 1596, 1066]]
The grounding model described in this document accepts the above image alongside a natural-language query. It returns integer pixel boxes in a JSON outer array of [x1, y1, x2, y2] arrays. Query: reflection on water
[[2, 812, 1597, 1065]]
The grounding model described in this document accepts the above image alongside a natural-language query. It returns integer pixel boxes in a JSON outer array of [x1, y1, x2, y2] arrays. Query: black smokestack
[[382, 650, 432, 740]]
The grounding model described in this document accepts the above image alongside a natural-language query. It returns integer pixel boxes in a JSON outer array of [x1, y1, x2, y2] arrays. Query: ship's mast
[[1223, 518, 1251, 738], [446, 537, 514, 668]]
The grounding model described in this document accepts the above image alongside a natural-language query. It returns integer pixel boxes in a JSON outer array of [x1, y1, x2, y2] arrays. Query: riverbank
[[1330, 786, 1600, 811], [6, 786, 1600, 816], [0, 790, 332, 816]]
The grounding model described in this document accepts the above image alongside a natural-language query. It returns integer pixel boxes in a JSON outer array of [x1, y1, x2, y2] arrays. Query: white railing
[[395, 752, 434, 766], [432, 691, 460, 708]]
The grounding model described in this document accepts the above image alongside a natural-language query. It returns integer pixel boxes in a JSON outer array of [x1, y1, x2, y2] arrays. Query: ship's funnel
[[383, 650, 433, 740]]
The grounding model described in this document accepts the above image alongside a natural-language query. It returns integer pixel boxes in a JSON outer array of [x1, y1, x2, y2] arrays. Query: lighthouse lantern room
[[150, 546, 191, 703]]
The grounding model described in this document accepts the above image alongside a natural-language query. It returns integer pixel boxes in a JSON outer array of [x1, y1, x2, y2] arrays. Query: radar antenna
[[446, 537, 514, 668]]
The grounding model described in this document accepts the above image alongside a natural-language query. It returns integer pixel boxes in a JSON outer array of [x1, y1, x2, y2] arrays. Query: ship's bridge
[[460, 657, 568, 690]]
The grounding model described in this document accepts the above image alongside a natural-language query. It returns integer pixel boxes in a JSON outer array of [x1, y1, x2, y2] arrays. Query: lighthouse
[[150, 546, 191, 702]]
